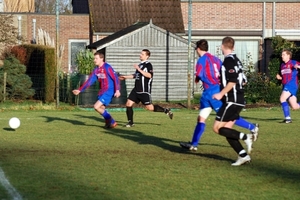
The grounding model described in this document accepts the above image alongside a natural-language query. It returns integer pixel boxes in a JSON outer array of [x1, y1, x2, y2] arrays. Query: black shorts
[[128, 88, 152, 105], [215, 102, 245, 122]]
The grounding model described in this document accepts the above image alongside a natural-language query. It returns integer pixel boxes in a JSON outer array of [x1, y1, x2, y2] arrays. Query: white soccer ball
[[9, 117, 21, 129]]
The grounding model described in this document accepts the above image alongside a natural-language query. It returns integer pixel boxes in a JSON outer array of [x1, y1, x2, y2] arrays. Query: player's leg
[[143, 93, 173, 119], [234, 117, 259, 141], [180, 92, 213, 151], [95, 94, 117, 128], [280, 90, 292, 123], [213, 103, 253, 166], [125, 99, 135, 127], [288, 95, 300, 110], [287, 87, 300, 111]]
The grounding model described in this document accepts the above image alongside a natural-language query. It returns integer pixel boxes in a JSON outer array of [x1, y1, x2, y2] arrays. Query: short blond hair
[[222, 36, 235, 50]]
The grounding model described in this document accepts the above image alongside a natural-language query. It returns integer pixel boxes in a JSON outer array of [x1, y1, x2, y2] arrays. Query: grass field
[[0, 105, 300, 200]]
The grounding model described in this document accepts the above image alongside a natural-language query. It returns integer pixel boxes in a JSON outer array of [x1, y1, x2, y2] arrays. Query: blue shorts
[[98, 91, 114, 106], [283, 84, 298, 97], [200, 86, 223, 113]]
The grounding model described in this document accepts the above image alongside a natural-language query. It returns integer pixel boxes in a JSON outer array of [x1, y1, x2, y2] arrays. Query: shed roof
[[87, 21, 192, 50]]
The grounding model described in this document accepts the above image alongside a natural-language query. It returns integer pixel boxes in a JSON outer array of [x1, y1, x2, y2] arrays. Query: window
[[68, 39, 89, 73]]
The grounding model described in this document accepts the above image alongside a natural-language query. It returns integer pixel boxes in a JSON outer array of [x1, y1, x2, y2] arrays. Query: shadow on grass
[[73, 114, 162, 126], [40, 116, 88, 126], [2, 128, 17, 131], [102, 126, 233, 163]]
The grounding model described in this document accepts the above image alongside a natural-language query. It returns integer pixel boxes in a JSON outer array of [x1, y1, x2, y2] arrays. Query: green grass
[[0, 106, 300, 200]]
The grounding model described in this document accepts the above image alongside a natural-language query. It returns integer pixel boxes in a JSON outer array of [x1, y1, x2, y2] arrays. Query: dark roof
[[87, 22, 149, 49], [88, 0, 184, 33]]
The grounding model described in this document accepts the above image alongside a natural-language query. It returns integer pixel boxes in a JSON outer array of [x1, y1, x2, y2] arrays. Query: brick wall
[[24, 14, 90, 72], [181, 2, 300, 32]]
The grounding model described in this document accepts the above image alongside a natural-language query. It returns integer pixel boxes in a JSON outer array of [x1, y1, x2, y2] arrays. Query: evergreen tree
[[0, 56, 35, 101]]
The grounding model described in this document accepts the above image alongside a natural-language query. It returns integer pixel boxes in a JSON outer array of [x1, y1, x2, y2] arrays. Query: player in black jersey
[[119, 49, 173, 127], [212, 37, 254, 166]]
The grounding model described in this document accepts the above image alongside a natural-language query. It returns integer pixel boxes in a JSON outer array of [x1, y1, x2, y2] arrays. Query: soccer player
[[276, 49, 300, 123], [119, 49, 173, 127], [212, 36, 254, 166], [72, 51, 120, 128], [180, 39, 259, 151]]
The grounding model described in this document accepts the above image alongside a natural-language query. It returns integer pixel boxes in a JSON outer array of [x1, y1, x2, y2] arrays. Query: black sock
[[126, 107, 133, 123], [219, 127, 240, 140], [226, 138, 244, 155], [153, 104, 165, 112]]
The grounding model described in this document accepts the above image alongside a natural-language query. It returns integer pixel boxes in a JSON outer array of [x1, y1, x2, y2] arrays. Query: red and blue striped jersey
[[280, 60, 300, 86], [79, 62, 120, 96], [195, 52, 222, 90]]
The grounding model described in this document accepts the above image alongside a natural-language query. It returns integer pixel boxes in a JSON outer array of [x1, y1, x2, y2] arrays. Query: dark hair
[[94, 51, 104, 58], [142, 49, 151, 57], [195, 39, 208, 51]]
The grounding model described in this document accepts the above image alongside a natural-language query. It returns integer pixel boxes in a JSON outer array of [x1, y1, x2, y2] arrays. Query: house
[[87, 21, 195, 102]]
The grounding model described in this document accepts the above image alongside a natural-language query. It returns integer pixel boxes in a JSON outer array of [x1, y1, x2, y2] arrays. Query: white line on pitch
[[0, 167, 22, 200]]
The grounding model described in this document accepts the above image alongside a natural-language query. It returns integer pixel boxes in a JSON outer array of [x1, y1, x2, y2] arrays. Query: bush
[[0, 56, 35, 101]]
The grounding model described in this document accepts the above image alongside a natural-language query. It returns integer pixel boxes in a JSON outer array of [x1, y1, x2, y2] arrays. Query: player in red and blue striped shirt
[[276, 49, 300, 123], [73, 52, 120, 128], [180, 39, 259, 152]]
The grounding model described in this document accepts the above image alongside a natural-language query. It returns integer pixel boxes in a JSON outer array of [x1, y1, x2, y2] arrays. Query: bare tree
[[35, 0, 72, 14], [0, 15, 20, 47], [4, 0, 34, 12]]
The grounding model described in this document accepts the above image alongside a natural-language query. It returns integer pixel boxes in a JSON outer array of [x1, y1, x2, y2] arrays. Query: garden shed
[[87, 21, 195, 102]]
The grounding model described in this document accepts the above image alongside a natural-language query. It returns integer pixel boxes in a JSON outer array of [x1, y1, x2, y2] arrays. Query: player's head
[[195, 39, 209, 51], [281, 49, 292, 63], [221, 36, 235, 54], [94, 51, 105, 65], [140, 49, 151, 61]]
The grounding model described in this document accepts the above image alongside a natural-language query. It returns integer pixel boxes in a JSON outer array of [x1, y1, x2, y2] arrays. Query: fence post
[[3, 72, 6, 102]]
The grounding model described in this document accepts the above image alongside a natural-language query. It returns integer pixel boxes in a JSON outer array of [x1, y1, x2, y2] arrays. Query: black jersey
[[133, 61, 153, 93], [220, 53, 245, 104]]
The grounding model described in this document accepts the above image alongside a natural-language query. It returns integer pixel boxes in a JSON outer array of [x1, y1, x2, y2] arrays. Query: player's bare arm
[[213, 82, 236, 100], [119, 74, 134, 80]]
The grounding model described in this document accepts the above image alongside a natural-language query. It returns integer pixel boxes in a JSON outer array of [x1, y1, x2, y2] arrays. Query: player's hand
[[134, 64, 139, 70], [114, 90, 121, 98], [276, 74, 282, 80], [195, 77, 200, 83], [72, 90, 80, 95], [212, 93, 222, 100], [119, 76, 126, 80]]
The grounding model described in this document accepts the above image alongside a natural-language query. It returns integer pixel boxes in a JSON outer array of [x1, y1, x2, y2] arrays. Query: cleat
[[281, 119, 292, 124], [125, 121, 134, 128], [109, 122, 117, 128], [231, 155, 251, 166], [244, 134, 253, 154], [179, 142, 197, 151], [251, 123, 259, 142], [104, 119, 111, 128], [165, 108, 173, 119]]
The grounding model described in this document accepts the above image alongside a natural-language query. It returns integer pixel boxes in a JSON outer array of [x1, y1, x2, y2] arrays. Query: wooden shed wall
[[104, 26, 194, 101]]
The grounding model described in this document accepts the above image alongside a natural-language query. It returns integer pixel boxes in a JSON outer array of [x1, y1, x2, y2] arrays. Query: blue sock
[[281, 102, 290, 118], [191, 122, 205, 146], [102, 110, 112, 120], [235, 117, 255, 130]]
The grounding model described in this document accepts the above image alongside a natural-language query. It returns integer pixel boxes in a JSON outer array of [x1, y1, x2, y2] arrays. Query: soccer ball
[[9, 117, 21, 129]]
